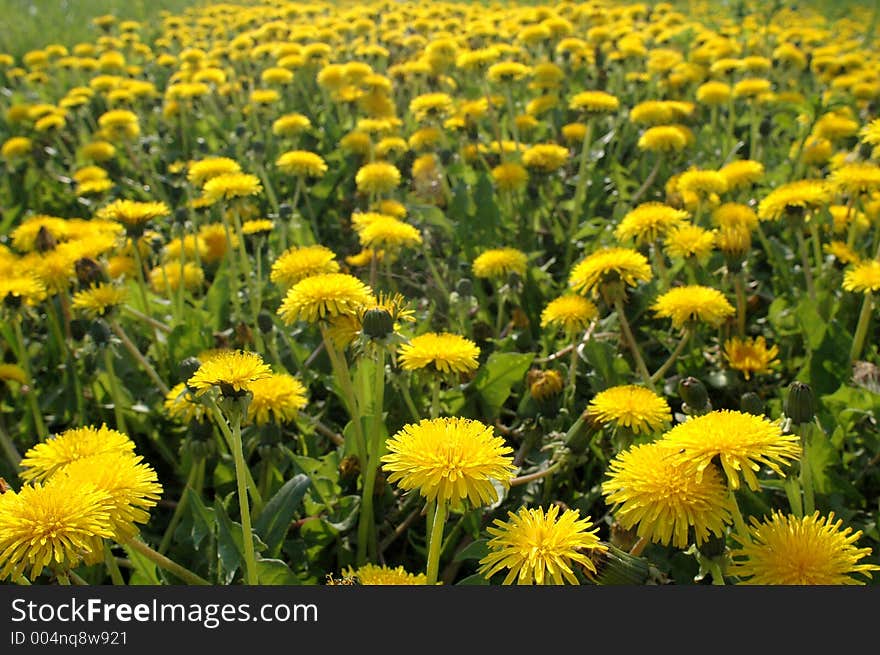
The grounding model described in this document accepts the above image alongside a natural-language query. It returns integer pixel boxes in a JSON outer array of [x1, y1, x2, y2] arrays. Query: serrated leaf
[[214, 497, 268, 584], [472, 351, 534, 419], [253, 474, 310, 557], [453, 538, 489, 562], [455, 573, 490, 585], [185, 487, 215, 549]]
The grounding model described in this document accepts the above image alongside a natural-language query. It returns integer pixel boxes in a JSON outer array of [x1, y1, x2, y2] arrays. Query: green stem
[[799, 423, 815, 516], [12, 316, 47, 439], [319, 325, 367, 464], [565, 338, 580, 407], [431, 375, 441, 419], [425, 500, 448, 585], [102, 347, 128, 434], [123, 537, 211, 585], [207, 402, 264, 512], [356, 348, 386, 565], [850, 292, 873, 362], [650, 328, 692, 385], [109, 320, 170, 395], [104, 542, 125, 585], [229, 410, 259, 585], [728, 489, 752, 545], [795, 228, 816, 301], [733, 271, 748, 338], [613, 298, 655, 391], [564, 119, 594, 273], [0, 422, 21, 471], [159, 459, 202, 554]]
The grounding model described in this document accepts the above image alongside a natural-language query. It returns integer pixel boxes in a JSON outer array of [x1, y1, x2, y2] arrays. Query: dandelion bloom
[[478, 505, 606, 585], [661, 409, 801, 490], [270, 245, 340, 290], [246, 373, 308, 426], [343, 563, 429, 585], [187, 350, 272, 398], [149, 262, 205, 294], [637, 125, 690, 153], [355, 161, 401, 194], [540, 294, 598, 335], [381, 417, 517, 506], [712, 202, 758, 230], [278, 272, 373, 324], [651, 285, 734, 329], [843, 260, 880, 293], [202, 172, 263, 203], [587, 385, 672, 434], [730, 511, 879, 585], [757, 180, 831, 221], [528, 369, 564, 401], [0, 476, 114, 580], [19, 424, 135, 483], [663, 223, 715, 262], [1, 136, 32, 161], [398, 332, 480, 375], [718, 159, 764, 190], [357, 215, 422, 251], [164, 382, 207, 424], [676, 169, 728, 197], [829, 162, 880, 196], [491, 163, 528, 192], [723, 335, 780, 379], [602, 441, 733, 549], [96, 199, 170, 228], [569, 90, 620, 113], [615, 202, 689, 244], [472, 247, 528, 280], [60, 452, 162, 540], [71, 282, 127, 318], [0, 274, 48, 306], [696, 80, 732, 105], [276, 150, 328, 178], [568, 247, 652, 297], [522, 143, 569, 172], [187, 157, 242, 186]]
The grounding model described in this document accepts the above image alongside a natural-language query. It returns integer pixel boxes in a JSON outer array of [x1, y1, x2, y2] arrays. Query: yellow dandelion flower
[[60, 452, 162, 540], [202, 172, 262, 203], [637, 125, 690, 153], [0, 476, 114, 580], [273, 113, 312, 137], [615, 202, 689, 244], [149, 262, 205, 294], [663, 223, 715, 262], [409, 92, 454, 121], [723, 336, 780, 380], [540, 294, 598, 335], [569, 90, 620, 113], [718, 160, 764, 190], [478, 505, 606, 585], [662, 409, 801, 491], [96, 199, 170, 229], [278, 272, 373, 324], [270, 245, 340, 290], [677, 169, 729, 197], [187, 350, 272, 398], [830, 162, 880, 196], [587, 384, 672, 434], [187, 157, 242, 187], [355, 161, 401, 194], [0, 274, 47, 306], [568, 247, 652, 297], [522, 143, 569, 172], [19, 424, 135, 483], [712, 202, 758, 230], [357, 215, 422, 251], [71, 282, 127, 318], [602, 441, 733, 549], [0, 363, 27, 386], [1, 136, 32, 161], [730, 511, 879, 585], [843, 259, 880, 293], [381, 417, 517, 506], [472, 247, 528, 280], [343, 563, 429, 585], [824, 240, 861, 266], [398, 332, 480, 375], [651, 285, 735, 329], [491, 163, 529, 192], [246, 373, 308, 427], [276, 150, 328, 178], [164, 382, 207, 424], [757, 180, 831, 221]]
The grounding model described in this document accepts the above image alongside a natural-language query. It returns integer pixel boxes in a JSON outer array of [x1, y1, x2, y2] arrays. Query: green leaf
[[213, 497, 268, 584], [580, 339, 631, 389], [185, 487, 215, 550], [453, 538, 489, 562], [472, 351, 535, 420], [409, 203, 454, 240], [455, 573, 490, 585], [253, 474, 310, 557], [325, 494, 361, 532], [806, 425, 837, 495], [255, 558, 305, 585], [122, 543, 162, 585], [203, 262, 231, 331]]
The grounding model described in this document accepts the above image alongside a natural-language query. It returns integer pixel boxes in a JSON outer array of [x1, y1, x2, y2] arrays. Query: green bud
[[361, 307, 394, 339], [257, 310, 275, 335], [455, 278, 473, 297], [785, 381, 816, 425], [740, 391, 764, 416], [564, 409, 601, 454], [89, 319, 111, 346], [178, 356, 202, 385], [678, 377, 709, 414]]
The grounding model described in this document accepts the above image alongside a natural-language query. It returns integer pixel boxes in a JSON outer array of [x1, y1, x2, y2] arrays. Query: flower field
[[1, 0, 879, 587]]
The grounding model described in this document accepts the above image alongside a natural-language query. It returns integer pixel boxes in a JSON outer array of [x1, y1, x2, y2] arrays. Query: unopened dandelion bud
[[257, 310, 275, 334], [696, 532, 727, 560], [455, 277, 473, 297], [678, 376, 709, 414], [785, 381, 815, 425], [564, 408, 600, 454], [278, 203, 293, 217], [740, 391, 764, 416], [75, 257, 107, 288], [362, 307, 394, 339], [88, 318, 111, 346], [35, 225, 57, 252], [528, 369, 564, 402], [178, 356, 203, 388]]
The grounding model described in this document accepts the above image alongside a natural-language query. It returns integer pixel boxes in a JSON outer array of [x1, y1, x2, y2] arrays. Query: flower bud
[[35, 225, 57, 252], [75, 257, 107, 288], [178, 356, 202, 386], [678, 376, 709, 414], [785, 380, 815, 425], [88, 318, 111, 346], [361, 307, 394, 340], [257, 310, 275, 335], [740, 391, 764, 416], [455, 277, 473, 297], [528, 369, 564, 402]]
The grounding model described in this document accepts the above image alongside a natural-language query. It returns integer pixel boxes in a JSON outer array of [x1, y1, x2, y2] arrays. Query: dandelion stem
[[565, 338, 580, 407], [12, 316, 47, 439], [795, 228, 815, 301], [207, 402, 263, 512], [0, 421, 21, 471], [728, 489, 752, 545], [159, 458, 203, 555], [102, 347, 128, 434], [425, 500, 448, 586], [564, 119, 594, 274], [319, 325, 367, 465], [650, 328, 692, 385], [733, 271, 748, 338], [850, 291, 873, 362], [628, 154, 662, 208], [613, 298, 656, 391], [122, 305, 172, 333], [109, 320, 170, 396], [104, 543, 125, 585], [431, 376, 441, 419], [229, 410, 259, 585], [509, 460, 563, 487], [356, 348, 386, 565], [798, 422, 816, 516], [123, 537, 211, 585]]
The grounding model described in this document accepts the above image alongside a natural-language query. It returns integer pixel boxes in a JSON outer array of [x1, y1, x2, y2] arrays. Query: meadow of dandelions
[[0, 0, 879, 586]]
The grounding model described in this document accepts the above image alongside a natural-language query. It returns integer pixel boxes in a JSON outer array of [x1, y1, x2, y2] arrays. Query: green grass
[[0, 0, 205, 57]]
